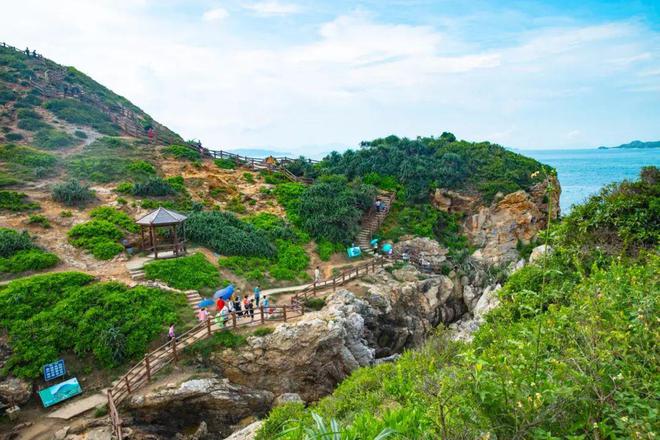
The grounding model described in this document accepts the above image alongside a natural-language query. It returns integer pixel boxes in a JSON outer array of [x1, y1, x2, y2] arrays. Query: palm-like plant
[[279, 412, 395, 440]]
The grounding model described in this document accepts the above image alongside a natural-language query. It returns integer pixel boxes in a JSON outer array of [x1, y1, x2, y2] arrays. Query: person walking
[[242, 295, 249, 317], [254, 286, 261, 306], [234, 297, 243, 317], [168, 323, 175, 341], [247, 299, 255, 321], [198, 308, 208, 322], [216, 297, 225, 313], [314, 266, 321, 283]]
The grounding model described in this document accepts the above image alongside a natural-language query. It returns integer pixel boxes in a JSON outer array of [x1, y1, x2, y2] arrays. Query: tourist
[[242, 295, 249, 317], [314, 266, 321, 283], [234, 297, 243, 317], [198, 307, 209, 322], [214, 311, 225, 329], [248, 299, 255, 321], [254, 285, 261, 306], [262, 295, 271, 315], [168, 323, 175, 341], [216, 297, 225, 312]]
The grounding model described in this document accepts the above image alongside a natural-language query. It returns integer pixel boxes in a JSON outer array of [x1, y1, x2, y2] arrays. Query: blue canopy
[[198, 298, 214, 308], [213, 285, 234, 300], [382, 243, 393, 252], [370, 238, 379, 246], [347, 246, 362, 258]]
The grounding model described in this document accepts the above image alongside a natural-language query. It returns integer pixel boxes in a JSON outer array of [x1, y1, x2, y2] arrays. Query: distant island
[[598, 140, 660, 149]]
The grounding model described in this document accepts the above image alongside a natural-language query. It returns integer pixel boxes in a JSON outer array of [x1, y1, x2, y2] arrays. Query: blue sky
[[2, 0, 659, 155]]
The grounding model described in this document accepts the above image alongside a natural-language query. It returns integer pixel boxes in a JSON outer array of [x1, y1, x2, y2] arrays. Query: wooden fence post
[[124, 376, 132, 394], [333, 278, 336, 292], [313, 281, 317, 294], [232, 312, 237, 329], [145, 355, 151, 382], [342, 273, 345, 284], [260, 306, 265, 324], [206, 317, 212, 336], [283, 306, 287, 322]]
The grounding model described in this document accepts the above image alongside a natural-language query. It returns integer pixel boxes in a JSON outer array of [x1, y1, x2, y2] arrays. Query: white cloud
[[0, 3, 658, 152], [243, 1, 300, 16], [203, 7, 228, 21]]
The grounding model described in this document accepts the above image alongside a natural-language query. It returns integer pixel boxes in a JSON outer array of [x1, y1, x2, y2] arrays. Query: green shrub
[[60, 210, 73, 218], [27, 214, 50, 228], [304, 297, 326, 311], [44, 99, 119, 135], [33, 129, 78, 149], [16, 109, 41, 120], [89, 206, 138, 233], [162, 145, 200, 161], [66, 137, 150, 183], [243, 172, 256, 183], [0, 273, 185, 378], [0, 228, 34, 258], [4, 132, 23, 142], [52, 180, 95, 206], [316, 240, 341, 261], [297, 177, 375, 244], [252, 327, 274, 337], [214, 158, 236, 170], [186, 211, 276, 258], [0, 87, 17, 105], [144, 253, 221, 290], [226, 196, 247, 213], [0, 191, 39, 211], [132, 177, 176, 197], [184, 331, 247, 359], [0, 249, 59, 273], [16, 117, 50, 131], [274, 182, 306, 223], [74, 130, 87, 139], [91, 240, 124, 260], [126, 160, 156, 177], [115, 182, 134, 194], [68, 220, 124, 260]]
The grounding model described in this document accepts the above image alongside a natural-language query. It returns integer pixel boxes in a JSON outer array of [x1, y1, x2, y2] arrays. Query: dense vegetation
[[259, 168, 659, 439], [0, 272, 187, 378], [68, 207, 135, 260], [162, 144, 201, 162], [319, 133, 548, 203], [186, 211, 276, 258], [144, 253, 223, 290], [44, 98, 120, 135], [0, 190, 39, 211], [0, 228, 58, 275], [33, 128, 79, 149]]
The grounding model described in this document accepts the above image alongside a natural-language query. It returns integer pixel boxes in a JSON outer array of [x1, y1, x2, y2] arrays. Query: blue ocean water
[[522, 148, 659, 214]]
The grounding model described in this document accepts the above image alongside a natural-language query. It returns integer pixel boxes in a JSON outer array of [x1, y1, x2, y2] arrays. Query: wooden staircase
[[356, 192, 395, 255]]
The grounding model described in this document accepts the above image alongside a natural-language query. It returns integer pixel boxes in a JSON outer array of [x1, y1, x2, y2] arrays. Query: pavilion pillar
[[150, 225, 158, 259], [173, 224, 178, 256]]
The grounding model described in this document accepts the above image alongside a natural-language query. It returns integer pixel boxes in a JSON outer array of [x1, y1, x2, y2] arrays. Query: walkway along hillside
[[106, 258, 389, 439], [356, 191, 396, 255], [185, 144, 318, 184]]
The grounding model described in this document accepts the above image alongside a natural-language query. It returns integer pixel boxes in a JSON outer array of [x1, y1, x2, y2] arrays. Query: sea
[[522, 148, 659, 214]]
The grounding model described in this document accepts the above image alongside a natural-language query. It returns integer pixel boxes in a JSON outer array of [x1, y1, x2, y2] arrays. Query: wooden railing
[[107, 304, 302, 437], [290, 257, 387, 308]]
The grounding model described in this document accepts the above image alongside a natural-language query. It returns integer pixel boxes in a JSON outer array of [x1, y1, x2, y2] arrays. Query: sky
[[2, 0, 660, 155]]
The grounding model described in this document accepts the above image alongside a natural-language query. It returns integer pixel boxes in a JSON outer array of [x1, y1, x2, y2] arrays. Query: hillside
[[598, 140, 660, 149], [0, 43, 181, 147], [0, 46, 567, 438]]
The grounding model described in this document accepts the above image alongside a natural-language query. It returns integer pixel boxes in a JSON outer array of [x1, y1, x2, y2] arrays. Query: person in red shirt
[[216, 298, 225, 312]]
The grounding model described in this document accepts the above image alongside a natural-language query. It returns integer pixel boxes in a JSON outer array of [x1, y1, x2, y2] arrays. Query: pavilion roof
[[136, 207, 187, 226]]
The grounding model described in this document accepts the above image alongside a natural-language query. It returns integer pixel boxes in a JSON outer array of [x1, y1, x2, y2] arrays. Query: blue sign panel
[[43, 359, 66, 381]]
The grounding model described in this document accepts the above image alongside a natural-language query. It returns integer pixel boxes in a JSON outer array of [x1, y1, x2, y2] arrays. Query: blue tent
[[382, 243, 393, 253], [213, 285, 234, 300]]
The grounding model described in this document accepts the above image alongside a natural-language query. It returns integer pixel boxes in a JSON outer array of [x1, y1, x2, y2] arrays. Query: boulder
[[529, 244, 553, 263], [223, 421, 263, 440], [0, 376, 31, 407], [274, 393, 304, 407], [126, 378, 274, 438]]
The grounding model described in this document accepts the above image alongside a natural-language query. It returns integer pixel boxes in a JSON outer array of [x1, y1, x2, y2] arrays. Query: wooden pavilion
[[136, 207, 187, 259]]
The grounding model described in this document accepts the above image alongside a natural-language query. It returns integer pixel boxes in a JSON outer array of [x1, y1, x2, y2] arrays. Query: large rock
[[0, 376, 31, 407], [223, 421, 263, 440], [432, 189, 479, 213], [392, 237, 448, 269], [215, 290, 376, 402], [529, 244, 553, 263], [126, 378, 274, 438]]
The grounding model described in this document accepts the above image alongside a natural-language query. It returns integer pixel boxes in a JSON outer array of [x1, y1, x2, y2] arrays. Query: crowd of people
[[199, 285, 275, 330]]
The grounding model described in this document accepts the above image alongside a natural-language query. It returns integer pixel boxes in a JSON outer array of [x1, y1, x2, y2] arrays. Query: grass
[[162, 145, 201, 161], [0, 144, 58, 181], [144, 253, 223, 290], [44, 98, 120, 135], [33, 129, 79, 149], [183, 331, 247, 360]]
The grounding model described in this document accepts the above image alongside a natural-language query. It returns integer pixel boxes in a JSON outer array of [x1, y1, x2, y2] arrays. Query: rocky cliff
[[433, 175, 560, 264]]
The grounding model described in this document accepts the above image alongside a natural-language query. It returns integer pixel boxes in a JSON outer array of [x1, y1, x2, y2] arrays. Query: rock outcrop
[[126, 378, 274, 438], [0, 376, 31, 408]]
